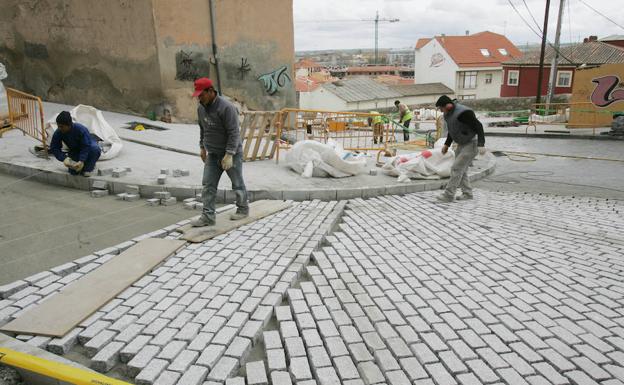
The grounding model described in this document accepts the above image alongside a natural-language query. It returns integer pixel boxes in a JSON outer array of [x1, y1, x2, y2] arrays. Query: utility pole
[[535, 0, 551, 106], [546, 0, 565, 106]]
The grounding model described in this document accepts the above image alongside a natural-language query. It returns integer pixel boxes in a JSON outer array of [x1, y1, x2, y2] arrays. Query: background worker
[[394, 100, 413, 142], [369, 111, 384, 144], [50, 111, 101, 177], [191, 77, 249, 227], [435, 95, 486, 202]]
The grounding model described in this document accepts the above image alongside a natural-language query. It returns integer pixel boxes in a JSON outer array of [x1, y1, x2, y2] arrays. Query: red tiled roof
[[346, 66, 399, 73], [375, 75, 414, 85], [415, 38, 431, 49], [295, 76, 320, 92], [434, 31, 521, 68], [295, 59, 323, 69]]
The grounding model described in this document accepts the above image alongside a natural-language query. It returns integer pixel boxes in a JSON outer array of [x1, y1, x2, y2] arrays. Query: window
[[485, 73, 493, 84], [556, 70, 573, 87], [507, 70, 519, 86], [498, 48, 508, 56], [458, 71, 477, 89], [480, 49, 491, 57], [459, 95, 476, 100]]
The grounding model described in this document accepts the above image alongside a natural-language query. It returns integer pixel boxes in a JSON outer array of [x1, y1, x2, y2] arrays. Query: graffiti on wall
[[258, 65, 291, 95], [591, 75, 624, 107], [175, 50, 211, 81], [238, 58, 251, 80]]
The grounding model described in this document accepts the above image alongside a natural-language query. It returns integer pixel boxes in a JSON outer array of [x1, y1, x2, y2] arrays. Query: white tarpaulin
[[382, 139, 455, 180], [286, 140, 367, 178], [46, 104, 122, 160]]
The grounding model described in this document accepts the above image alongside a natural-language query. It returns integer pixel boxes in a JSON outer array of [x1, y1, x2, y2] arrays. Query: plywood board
[[180, 200, 291, 243], [0, 238, 185, 337]]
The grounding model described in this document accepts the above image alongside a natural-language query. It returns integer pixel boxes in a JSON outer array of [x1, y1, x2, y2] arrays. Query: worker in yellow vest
[[395, 100, 413, 142], [369, 111, 384, 144]]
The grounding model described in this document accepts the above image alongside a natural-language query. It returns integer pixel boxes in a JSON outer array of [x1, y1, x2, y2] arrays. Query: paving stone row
[[301, 191, 622, 385], [2, 191, 624, 385], [2, 200, 344, 385]]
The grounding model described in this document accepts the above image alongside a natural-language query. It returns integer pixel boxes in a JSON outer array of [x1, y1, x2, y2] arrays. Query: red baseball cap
[[192, 77, 214, 97]]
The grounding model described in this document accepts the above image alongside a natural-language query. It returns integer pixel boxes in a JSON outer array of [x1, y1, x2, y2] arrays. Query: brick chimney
[[583, 35, 598, 43]]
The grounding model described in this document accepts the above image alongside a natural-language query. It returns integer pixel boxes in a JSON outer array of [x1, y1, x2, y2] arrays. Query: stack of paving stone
[[90, 180, 109, 198], [183, 194, 204, 210], [147, 191, 177, 206], [116, 185, 141, 202]]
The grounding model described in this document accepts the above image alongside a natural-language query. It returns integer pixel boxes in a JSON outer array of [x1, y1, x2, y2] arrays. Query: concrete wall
[[152, 0, 296, 120], [0, 0, 163, 115], [0, 0, 296, 121], [414, 40, 458, 90], [299, 88, 348, 111]]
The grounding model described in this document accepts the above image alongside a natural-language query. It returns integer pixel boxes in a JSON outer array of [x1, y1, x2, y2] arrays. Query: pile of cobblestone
[[1, 192, 623, 385]]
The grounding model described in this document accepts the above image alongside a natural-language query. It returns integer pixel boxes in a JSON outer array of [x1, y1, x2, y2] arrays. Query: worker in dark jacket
[[191, 77, 249, 227], [435, 95, 486, 202], [50, 111, 101, 177]]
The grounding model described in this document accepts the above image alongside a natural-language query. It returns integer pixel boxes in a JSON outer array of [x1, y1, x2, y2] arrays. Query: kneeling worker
[[435, 95, 486, 202], [191, 77, 249, 227], [50, 111, 101, 177]]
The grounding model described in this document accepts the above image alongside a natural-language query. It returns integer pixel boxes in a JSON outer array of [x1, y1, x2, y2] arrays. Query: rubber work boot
[[436, 193, 454, 203], [456, 194, 473, 201], [230, 211, 249, 221], [191, 214, 215, 227]]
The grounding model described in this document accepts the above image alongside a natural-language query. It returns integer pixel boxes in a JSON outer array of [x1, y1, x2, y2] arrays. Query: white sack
[[382, 146, 455, 180], [286, 140, 367, 178], [46, 104, 122, 160]]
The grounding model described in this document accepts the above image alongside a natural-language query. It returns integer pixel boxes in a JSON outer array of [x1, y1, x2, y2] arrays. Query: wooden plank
[[242, 113, 260, 161], [250, 113, 269, 161], [239, 111, 254, 142], [180, 200, 291, 243], [260, 113, 277, 160], [0, 238, 185, 337]]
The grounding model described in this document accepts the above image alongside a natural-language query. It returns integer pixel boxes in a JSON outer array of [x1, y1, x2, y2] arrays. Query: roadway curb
[[486, 132, 624, 140], [0, 158, 496, 202]]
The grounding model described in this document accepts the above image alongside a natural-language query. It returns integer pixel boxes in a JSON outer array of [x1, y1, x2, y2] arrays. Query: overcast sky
[[293, 0, 624, 51]]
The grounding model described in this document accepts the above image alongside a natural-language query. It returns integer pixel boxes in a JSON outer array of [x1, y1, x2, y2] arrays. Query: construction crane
[[298, 11, 400, 64], [364, 11, 400, 65]]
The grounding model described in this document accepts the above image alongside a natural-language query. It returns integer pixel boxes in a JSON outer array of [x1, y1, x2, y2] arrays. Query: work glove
[[221, 153, 233, 171], [63, 157, 74, 168], [478, 147, 487, 156], [73, 161, 84, 172]]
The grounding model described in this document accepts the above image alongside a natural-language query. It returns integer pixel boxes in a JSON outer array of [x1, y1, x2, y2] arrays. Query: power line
[[522, 0, 543, 33], [506, 0, 574, 64], [507, 0, 543, 38], [576, 0, 624, 31]]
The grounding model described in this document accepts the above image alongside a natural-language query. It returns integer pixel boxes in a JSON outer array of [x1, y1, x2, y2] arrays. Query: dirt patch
[[0, 365, 22, 385]]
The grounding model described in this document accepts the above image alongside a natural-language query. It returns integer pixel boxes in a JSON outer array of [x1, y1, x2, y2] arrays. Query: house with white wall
[[299, 77, 453, 111], [414, 31, 521, 100]]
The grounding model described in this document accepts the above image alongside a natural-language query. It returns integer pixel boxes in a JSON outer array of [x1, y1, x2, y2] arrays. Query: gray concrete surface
[[0, 173, 195, 285], [476, 137, 624, 200]]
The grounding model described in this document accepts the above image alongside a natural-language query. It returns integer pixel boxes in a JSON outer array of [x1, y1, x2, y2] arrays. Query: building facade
[[500, 40, 624, 98], [414, 31, 521, 100], [0, 0, 296, 121]]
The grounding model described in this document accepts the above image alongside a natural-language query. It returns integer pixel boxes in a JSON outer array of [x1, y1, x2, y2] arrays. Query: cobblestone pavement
[[1, 192, 624, 385]]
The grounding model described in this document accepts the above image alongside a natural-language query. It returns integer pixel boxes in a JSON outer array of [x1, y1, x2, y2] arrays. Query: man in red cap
[[191, 77, 249, 227]]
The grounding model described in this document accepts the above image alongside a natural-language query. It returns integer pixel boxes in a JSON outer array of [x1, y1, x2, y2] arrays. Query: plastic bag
[[286, 140, 367, 178]]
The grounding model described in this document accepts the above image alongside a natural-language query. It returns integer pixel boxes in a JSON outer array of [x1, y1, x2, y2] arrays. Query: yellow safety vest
[[370, 111, 383, 124], [399, 104, 413, 123]]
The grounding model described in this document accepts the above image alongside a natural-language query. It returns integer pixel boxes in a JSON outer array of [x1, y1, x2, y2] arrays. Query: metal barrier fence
[[275, 108, 398, 163], [527, 102, 621, 134], [2, 88, 47, 154]]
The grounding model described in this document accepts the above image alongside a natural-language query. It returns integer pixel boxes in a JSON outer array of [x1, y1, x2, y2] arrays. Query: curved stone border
[[0, 158, 496, 202]]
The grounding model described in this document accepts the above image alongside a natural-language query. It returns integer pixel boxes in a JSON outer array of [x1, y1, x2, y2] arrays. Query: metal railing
[[527, 102, 620, 135], [275, 108, 399, 163], [3, 88, 48, 154]]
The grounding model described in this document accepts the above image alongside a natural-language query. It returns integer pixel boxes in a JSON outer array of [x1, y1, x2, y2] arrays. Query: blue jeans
[[202, 151, 248, 221], [67, 146, 101, 175]]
